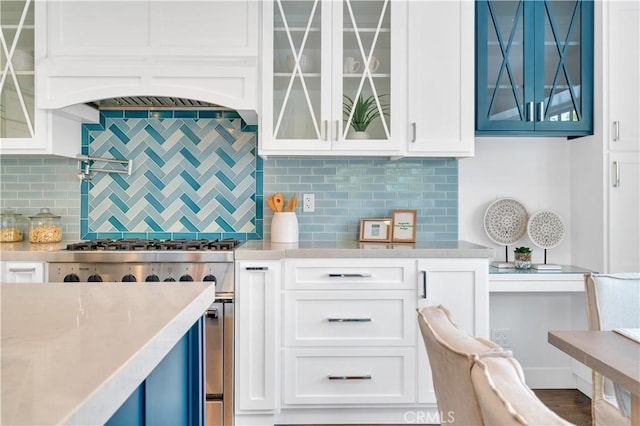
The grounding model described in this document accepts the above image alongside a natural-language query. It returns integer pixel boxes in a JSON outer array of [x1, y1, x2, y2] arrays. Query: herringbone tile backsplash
[[80, 110, 261, 240]]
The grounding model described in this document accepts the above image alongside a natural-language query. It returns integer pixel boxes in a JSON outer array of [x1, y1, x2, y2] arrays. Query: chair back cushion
[[584, 272, 639, 421], [584, 273, 640, 331], [417, 305, 502, 425], [471, 355, 574, 425]]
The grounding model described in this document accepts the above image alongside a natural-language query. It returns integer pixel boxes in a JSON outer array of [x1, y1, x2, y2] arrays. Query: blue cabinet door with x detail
[[476, 0, 593, 137]]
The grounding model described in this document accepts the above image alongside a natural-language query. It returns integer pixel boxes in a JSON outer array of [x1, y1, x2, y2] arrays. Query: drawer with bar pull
[[283, 347, 416, 405], [283, 290, 415, 346], [284, 259, 415, 290]]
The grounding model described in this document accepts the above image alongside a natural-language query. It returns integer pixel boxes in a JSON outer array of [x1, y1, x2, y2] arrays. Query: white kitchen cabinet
[[609, 152, 640, 273], [259, 0, 406, 157], [406, 0, 475, 157], [45, 1, 258, 58], [0, 0, 46, 151], [606, 2, 639, 273], [282, 258, 417, 405], [570, 1, 640, 274], [0, 1, 98, 156], [0, 261, 46, 283], [608, 1, 639, 152], [235, 260, 281, 413], [416, 258, 489, 403]]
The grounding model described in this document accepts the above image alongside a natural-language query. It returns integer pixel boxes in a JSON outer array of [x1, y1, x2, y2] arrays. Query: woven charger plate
[[527, 210, 565, 249], [483, 198, 529, 245]]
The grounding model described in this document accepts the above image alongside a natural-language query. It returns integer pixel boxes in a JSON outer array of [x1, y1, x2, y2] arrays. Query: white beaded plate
[[527, 210, 565, 249], [483, 198, 529, 245]]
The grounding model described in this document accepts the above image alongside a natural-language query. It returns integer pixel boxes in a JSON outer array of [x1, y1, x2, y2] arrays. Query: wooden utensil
[[288, 193, 297, 212], [267, 196, 277, 212], [273, 193, 285, 212]]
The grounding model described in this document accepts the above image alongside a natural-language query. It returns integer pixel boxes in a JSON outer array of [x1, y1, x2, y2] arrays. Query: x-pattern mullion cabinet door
[[260, 0, 403, 156], [0, 0, 47, 149], [476, 0, 593, 137]]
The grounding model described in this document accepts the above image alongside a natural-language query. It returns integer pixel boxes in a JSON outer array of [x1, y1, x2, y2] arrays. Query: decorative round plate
[[483, 198, 529, 245], [527, 210, 565, 249]]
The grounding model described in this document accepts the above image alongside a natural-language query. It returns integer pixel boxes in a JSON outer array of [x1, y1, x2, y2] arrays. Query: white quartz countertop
[[0, 240, 494, 261], [1, 282, 215, 425], [235, 240, 494, 260]]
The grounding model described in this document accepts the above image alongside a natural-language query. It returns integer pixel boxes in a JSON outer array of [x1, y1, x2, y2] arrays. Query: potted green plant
[[513, 246, 532, 269], [343, 94, 389, 139]]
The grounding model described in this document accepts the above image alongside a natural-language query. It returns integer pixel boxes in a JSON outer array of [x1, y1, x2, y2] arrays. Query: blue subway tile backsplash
[[263, 157, 458, 241], [1, 112, 459, 242]]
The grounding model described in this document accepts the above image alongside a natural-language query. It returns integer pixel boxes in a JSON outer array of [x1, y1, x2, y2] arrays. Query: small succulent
[[514, 247, 532, 253]]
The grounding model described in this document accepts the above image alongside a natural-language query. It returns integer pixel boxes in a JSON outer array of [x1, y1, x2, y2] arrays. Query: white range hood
[[37, 57, 259, 125], [36, 0, 260, 125]]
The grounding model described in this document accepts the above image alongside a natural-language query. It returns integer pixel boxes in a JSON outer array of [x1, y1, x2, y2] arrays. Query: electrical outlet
[[491, 328, 512, 349], [303, 193, 315, 213]]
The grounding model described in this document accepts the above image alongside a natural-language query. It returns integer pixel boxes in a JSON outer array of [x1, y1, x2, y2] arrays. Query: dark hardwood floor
[[534, 389, 592, 426]]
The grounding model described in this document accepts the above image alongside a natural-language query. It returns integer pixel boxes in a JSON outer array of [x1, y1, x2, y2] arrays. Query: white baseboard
[[524, 367, 577, 389]]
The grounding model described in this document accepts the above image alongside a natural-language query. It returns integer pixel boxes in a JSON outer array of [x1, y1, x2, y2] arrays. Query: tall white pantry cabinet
[[571, 0, 640, 274]]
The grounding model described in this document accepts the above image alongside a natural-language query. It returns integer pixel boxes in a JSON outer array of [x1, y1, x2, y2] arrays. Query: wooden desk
[[548, 330, 640, 425]]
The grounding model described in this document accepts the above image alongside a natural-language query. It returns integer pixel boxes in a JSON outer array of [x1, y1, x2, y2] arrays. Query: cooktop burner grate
[[66, 238, 242, 252]]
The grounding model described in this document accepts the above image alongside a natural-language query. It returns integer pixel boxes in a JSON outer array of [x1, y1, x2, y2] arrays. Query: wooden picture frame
[[359, 218, 391, 242], [391, 210, 417, 242]]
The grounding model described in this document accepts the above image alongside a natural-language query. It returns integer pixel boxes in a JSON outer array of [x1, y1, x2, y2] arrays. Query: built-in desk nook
[[489, 265, 593, 393]]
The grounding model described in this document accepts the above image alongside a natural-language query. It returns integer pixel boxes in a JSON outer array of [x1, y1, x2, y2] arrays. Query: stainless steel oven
[[48, 239, 240, 426]]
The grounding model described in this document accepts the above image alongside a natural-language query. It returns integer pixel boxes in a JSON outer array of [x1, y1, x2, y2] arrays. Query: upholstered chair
[[417, 305, 503, 425], [584, 272, 640, 425], [471, 354, 574, 425]]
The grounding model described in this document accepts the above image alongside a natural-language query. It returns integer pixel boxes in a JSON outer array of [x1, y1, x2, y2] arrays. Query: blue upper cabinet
[[476, 0, 593, 136]]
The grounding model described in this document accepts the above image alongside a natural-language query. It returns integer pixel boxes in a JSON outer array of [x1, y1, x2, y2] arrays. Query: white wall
[[459, 137, 576, 267]]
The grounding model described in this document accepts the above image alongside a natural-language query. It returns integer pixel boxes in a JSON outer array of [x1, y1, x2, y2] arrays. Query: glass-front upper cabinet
[[260, 0, 403, 155], [476, 0, 593, 137], [0, 0, 35, 139]]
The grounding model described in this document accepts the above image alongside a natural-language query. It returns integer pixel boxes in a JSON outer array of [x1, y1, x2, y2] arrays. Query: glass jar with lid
[[29, 208, 63, 243], [0, 208, 27, 242]]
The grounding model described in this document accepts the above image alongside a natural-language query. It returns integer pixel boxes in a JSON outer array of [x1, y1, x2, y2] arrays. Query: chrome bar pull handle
[[537, 102, 545, 122], [613, 161, 620, 187], [411, 122, 417, 143], [335, 120, 340, 141], [8, 267, 37, 273], [245, 266, 269, 271], [328, 273, 372, 278], [328, 374, 372, 380], [323, 120, 329, 141], [421, 270, 428, 299], [327, 317, 372, 323], [527, 102, 534, 122], [613, 121, 620, 141]]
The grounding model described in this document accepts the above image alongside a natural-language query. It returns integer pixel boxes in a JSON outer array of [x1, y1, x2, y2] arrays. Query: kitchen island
[[1, 282, 214, 425]]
